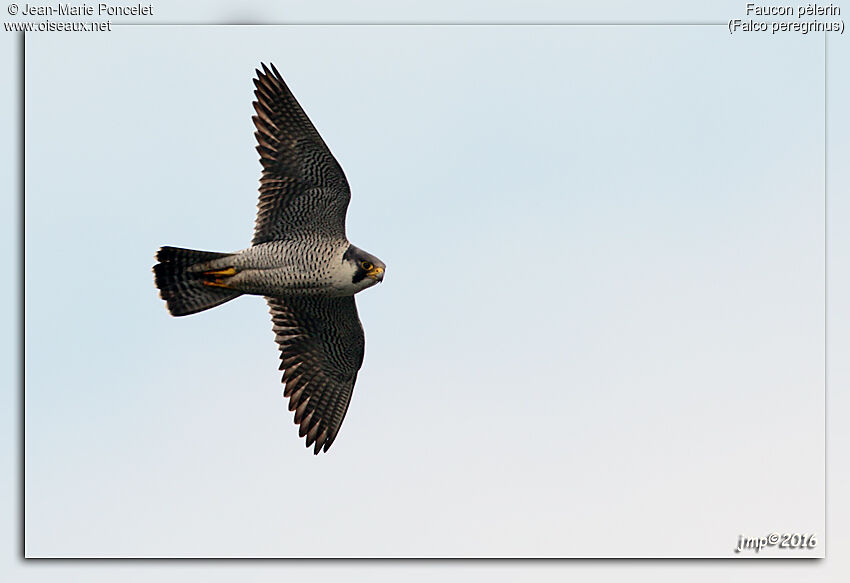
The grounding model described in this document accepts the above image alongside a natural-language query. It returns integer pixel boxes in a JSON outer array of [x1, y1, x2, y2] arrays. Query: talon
[[202, 279, 232, 288], [204, 267, 237, 277], [202, 267, 237, 288]]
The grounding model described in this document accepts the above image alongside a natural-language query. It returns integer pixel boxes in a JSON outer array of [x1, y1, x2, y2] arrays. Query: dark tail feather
[[153, 246, 242, 316]]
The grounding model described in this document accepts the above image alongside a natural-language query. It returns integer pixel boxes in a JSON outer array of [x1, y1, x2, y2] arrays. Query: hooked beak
[[366, 266, 384, 282]]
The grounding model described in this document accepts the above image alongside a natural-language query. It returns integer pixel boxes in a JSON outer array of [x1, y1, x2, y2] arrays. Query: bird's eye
[[360, 261, 373, 271]]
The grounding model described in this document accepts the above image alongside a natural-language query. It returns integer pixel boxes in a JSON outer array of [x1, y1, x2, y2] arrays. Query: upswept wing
[[252, 63, 351, 244], [267, 295, 365, 454]]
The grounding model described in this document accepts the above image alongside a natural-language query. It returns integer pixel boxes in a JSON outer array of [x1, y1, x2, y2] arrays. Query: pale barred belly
[[224, 238, 351, 297]]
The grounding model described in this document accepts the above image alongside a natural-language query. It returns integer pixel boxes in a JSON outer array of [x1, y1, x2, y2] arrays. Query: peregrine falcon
[[153, 63, 385, 454]]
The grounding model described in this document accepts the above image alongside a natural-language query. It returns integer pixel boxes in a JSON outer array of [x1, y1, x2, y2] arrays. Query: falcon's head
[[343, 245, 385, 292]]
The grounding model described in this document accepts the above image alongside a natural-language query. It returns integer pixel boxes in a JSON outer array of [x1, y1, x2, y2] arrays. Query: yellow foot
[[202, 267, 237, 288]]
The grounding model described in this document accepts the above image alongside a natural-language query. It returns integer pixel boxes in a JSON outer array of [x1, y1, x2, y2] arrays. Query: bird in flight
[[153, 63, 385, 454]]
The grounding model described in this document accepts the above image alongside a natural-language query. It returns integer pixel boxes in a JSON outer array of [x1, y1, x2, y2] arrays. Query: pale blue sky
[[4, 0, 850, 581]]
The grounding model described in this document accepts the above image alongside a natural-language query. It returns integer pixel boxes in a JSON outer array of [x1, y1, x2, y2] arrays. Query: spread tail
[[153, 246, 242, 316]]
